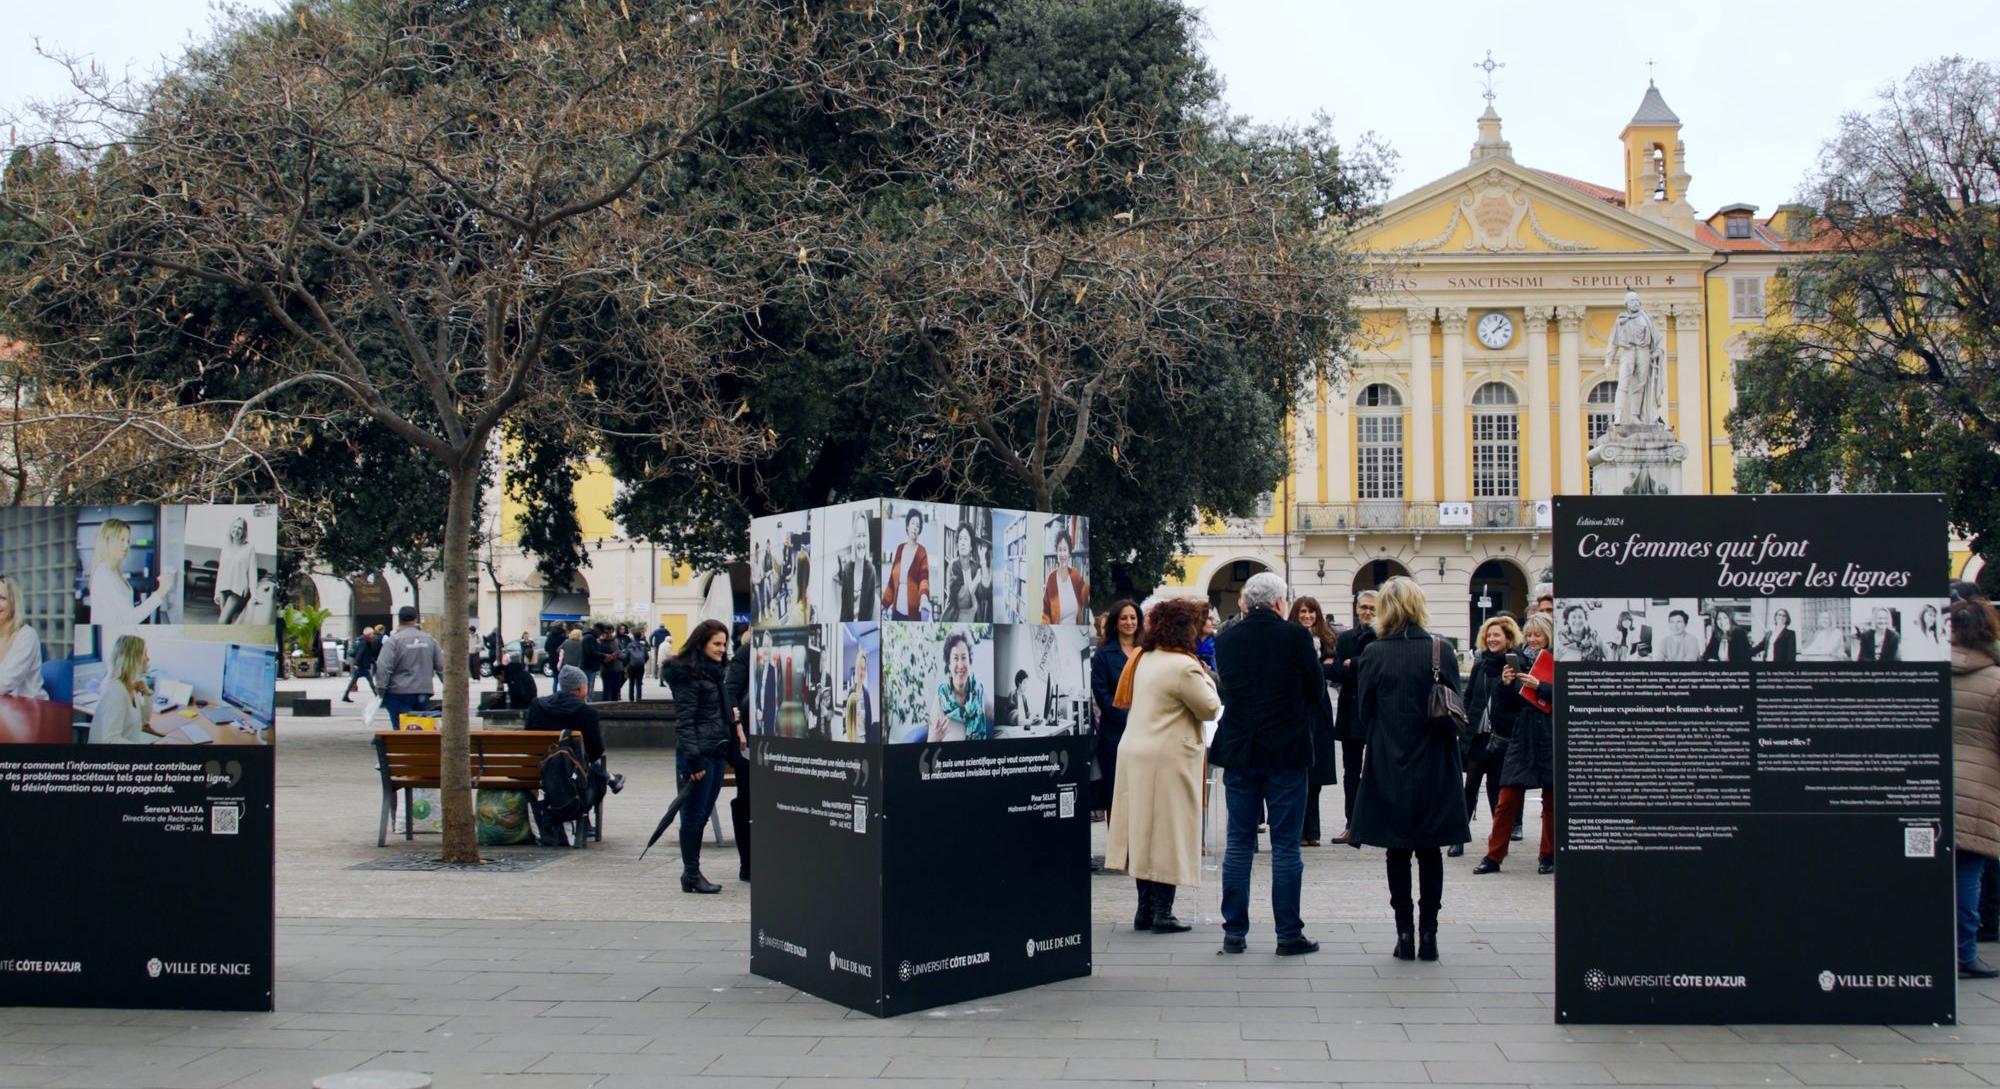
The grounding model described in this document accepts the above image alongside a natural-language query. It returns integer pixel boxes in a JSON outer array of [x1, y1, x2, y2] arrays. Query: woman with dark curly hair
[[1288, 596, 1341, 846], [929, 629, 990, 741], [1090, 599, 1143, 816], [1106, 597, 1221, 934]]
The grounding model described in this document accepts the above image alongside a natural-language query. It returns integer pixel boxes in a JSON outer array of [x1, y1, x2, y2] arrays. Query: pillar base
[[1587, 423, 1688, 496]]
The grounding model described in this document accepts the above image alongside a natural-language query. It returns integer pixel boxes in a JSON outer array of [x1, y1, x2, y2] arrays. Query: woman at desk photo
[[87, 518, 177, 626], [90, 635, 155, 744], [214, 516, 257, 624], [0, 575, 48, 699]]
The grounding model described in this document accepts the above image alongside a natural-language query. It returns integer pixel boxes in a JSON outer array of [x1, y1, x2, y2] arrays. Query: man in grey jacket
[[376, 605, 444, 730]]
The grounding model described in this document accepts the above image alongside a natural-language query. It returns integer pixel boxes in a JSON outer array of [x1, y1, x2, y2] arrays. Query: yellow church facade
[[1166, 82, 1890, 640]]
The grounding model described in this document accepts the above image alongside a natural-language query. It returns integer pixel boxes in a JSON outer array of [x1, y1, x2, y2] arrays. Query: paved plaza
[[5, 687, 2000, 1088]]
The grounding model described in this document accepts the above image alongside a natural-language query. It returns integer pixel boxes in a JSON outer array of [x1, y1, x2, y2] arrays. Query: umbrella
[[639, 773, 703, 860]]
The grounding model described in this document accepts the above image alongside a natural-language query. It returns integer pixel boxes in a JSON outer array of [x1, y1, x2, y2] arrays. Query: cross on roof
[[1647, 58, 1656, 85], [1474, 49, 1504, 105]]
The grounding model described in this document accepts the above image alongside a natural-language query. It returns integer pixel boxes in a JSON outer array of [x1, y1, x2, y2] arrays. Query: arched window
[[1585, 381, 1618, 446], [1471, 382, 1519, 500], [1585, 380, 1618, 492], [1649, 144, 1668, 200], [1355, 383, 1404, 500]]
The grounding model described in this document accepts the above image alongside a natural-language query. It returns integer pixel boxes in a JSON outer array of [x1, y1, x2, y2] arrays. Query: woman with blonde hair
[[0, 575, 48, 699], [90, 635, 156, 744], [1106, 597, 1221, 934], [1351, 576, 1468, 962], [87, 518, 177, 625], [214, 516, 258, 624], [1456, 614, 1521, 857]]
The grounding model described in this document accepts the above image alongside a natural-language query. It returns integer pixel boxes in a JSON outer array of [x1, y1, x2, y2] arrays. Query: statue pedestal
[[1587, 423, 1688, 495]]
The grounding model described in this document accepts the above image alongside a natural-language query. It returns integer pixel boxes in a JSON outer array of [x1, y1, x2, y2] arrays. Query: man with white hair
[[1209, 571, 1333, 956]]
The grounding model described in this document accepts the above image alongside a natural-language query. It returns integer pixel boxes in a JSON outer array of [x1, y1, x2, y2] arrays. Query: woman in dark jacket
[[1090, 600, 1143, 817], [1457, 615, 1522, 857], [597, 628, 626, 701], [1288, 596, 1341, 846], [1477, 613, 1557, 876], [1350, 577, 1469, 963], [1765, 608, 1798, 663], [666, 619, 734, 894], [1699, 609, 1761, 663]]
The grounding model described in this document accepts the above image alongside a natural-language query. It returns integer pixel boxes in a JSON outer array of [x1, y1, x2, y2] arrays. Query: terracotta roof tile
[[1530, 169, 1624, 206]]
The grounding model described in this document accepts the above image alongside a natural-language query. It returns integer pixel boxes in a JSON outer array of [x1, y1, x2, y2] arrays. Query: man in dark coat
[[524, 665, 620, 807], [544, 626, 567, 677], [1210, 572, 1333, 957], [1328, 590, 1377, 842]]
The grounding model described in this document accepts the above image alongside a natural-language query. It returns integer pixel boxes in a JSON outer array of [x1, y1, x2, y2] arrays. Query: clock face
[[1476, 311, 1513, 349]]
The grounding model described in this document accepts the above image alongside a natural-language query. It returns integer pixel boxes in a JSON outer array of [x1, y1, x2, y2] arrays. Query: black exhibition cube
[[745, 500, 1095, 1015]]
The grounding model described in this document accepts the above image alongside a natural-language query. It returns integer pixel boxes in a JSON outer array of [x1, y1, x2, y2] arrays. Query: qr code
[[1059, 787, 1076, 820], [211, 805, 241, 836], [851, 799, 867, 832], [1905, 826, 1936, 858]]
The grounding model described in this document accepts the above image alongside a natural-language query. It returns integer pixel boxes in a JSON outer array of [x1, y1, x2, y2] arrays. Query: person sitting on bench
[[527, 666, 623, 799]]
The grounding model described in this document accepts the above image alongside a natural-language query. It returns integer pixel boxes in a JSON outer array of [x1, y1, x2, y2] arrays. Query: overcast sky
[[6, 1, 1994, 213]]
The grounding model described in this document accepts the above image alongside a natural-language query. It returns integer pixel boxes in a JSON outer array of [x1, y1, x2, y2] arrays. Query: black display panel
[[1552, 494, 1954, 1024]]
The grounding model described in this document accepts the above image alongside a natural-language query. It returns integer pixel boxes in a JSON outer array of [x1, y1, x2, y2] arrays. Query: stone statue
[[1604, 289, 1667, 427]]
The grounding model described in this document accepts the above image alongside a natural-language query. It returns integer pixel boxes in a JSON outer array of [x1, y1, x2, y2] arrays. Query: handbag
[[1427, 636, 1468, 736]]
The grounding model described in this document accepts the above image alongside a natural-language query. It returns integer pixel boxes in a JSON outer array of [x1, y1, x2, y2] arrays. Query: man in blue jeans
[[1210, 572, 1335, 956]]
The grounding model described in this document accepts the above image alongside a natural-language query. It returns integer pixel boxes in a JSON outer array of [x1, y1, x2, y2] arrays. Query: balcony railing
[[1295, 500, 1552, 534]]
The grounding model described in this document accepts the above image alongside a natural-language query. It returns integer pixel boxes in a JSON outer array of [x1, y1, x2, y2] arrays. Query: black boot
[[1149, 883, 1191, 933], [1133, 880, 1155, 931], [1386, 849, 1416, 960], [730, 796, 752, 883], [1416, 848, 1443, 962], [681, 868, 721, 894]]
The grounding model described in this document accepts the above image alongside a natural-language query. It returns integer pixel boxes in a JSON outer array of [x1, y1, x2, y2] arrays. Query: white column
[[1557, 305, 1585, 495], [1439, 307, 1469, 502], [1292, 384, 1320, 505], [1326, 378, 1351, 502], [1405, 308, 1436, 503], [1524, 306, 1554, 500], [1673, 306, 1707, 493]]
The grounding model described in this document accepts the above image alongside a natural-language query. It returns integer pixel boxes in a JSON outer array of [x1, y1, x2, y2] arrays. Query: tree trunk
[[439, 455, 482, 864]]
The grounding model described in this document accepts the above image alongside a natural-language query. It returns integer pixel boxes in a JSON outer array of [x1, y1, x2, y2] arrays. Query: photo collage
[[1553, 596, 1953, 664], [750, 502, 1091, 745], [0, 505, 279, 746]]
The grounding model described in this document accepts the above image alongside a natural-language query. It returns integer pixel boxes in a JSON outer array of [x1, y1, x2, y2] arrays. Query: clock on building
[[1475, 311, 1514, 349]]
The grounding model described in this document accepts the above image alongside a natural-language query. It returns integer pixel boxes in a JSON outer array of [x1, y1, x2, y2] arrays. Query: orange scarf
[[1111, 647, 1197, 710]]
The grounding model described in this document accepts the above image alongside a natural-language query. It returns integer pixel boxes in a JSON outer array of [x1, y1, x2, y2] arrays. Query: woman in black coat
[[666, 620, 734, 894], [1350, 577, 1468, 963], [1477, 613, 1557, 876], [1089, 600, 1143, 817], [1288, 596, 1341, 845], [1457, 615, 1522, 857]]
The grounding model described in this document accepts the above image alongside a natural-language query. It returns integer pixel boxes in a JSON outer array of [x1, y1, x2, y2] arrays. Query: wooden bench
[[373, 730, 603, 848]]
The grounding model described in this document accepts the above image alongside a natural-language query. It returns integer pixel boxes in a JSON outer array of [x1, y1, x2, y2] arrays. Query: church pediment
[[1353, 161, 1711, 257]]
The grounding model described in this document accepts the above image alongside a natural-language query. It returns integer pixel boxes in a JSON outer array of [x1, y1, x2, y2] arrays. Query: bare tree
[[1, 0, 933, 862], [840, 102, 1378, 510]]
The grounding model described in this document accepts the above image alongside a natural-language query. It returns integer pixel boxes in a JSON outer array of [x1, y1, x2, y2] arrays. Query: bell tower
[[1620, 79, 1696, 234]]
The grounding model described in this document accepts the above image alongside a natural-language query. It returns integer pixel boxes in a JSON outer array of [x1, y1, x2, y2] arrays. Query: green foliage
[[593, 0, 1385, 596], [280, 603, 334, 657]]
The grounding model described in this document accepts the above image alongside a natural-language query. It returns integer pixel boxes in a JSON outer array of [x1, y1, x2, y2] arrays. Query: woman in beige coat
[[1106, 598, 1221, 934], [1952, 598, 2000, 978]]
